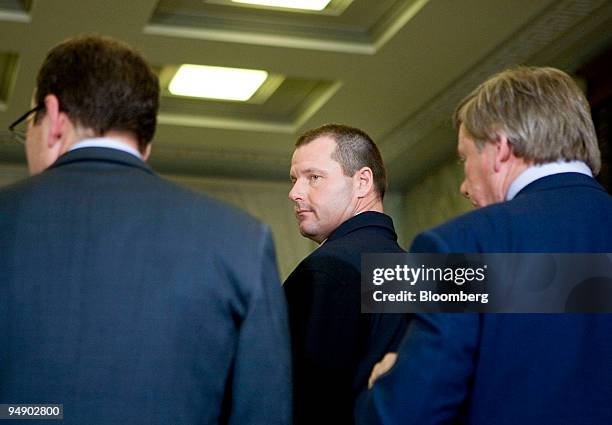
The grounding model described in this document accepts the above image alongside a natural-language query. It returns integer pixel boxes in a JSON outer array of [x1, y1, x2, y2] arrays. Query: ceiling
[[0, 0, 611, 190]]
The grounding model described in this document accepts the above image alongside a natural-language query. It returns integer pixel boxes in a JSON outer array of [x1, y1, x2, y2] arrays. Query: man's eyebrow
[[303, 167, 327, 175], [290, 167, 328, 179]]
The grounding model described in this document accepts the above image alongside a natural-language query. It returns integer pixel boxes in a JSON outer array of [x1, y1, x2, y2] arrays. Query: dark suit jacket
[[0, 147, 291, 425], [284, 212, 409, 425], [357, 172, 612, 425]]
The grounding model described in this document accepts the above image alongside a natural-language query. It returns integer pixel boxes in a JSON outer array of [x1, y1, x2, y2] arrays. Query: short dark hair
[[296, 123, 387, 199], [35, 35, 159, 150]]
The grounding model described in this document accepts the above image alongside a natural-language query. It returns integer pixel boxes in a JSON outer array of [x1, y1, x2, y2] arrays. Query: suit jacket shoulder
[[360, 173, 612, 425], [285, 212, 408, 425], [0, 147, 291, 425], [412, 173, 612, 253]]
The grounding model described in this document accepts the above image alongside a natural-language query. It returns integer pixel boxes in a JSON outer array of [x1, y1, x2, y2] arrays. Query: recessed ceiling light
[[169, 64, 268, 101], [230, 0, 332, 12]]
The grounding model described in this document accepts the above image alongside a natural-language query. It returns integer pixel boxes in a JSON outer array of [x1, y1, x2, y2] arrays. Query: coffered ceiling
[[0, 0, 611, 190]]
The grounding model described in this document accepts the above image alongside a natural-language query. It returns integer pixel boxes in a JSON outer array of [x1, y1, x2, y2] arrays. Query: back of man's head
[[454, 66, 600, 174], [296, 123, 387, 200], [34, 35, 159, 150]]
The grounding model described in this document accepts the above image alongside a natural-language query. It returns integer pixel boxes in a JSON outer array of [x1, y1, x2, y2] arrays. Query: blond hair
[[453, 66, 600, 174]]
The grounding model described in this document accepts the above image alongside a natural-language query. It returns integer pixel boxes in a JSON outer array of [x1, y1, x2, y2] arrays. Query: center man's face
[[289, 136, 357, 243], [457, 124, 499, 208]]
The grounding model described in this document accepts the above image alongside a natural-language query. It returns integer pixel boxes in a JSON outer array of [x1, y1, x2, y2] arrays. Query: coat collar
[[327, 211, 397, 243], [515, 172, 606, 198], [48, 147, 155, 175]]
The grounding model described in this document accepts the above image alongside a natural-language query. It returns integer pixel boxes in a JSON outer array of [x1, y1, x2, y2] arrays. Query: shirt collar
[[69, 137, 143, 160], [506, 160, 592, 201]]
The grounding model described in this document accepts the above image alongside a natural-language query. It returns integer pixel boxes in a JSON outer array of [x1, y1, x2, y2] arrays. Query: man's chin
[[298, 226, 322, 243], [299, 227, 314, 239]]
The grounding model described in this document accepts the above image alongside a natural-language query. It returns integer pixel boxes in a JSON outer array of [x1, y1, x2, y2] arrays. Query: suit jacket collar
[[327, 211, 397, 243], [48, 147, 155, 175], [515, 172, 606, 198]]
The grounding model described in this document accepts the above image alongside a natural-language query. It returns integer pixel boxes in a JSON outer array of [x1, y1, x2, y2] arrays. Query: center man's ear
[[355, 166, 374, 198], [142, 143, 152, 161]]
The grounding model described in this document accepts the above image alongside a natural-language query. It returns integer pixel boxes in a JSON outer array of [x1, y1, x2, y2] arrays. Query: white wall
[[403, 158, 472, 245]]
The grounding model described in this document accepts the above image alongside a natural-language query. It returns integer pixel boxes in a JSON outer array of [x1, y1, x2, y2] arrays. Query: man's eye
[[458, 157, 466, 164], [310, 175, 321, 182]]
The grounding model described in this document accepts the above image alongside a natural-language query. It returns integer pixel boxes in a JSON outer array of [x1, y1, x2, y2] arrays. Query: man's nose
[[460, 180, 469, 199], [289, 181, 303, 202]]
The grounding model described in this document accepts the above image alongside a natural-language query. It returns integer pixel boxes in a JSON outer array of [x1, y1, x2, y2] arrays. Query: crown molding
[[144, 0, 431, 54], [157, 79, 342, 133], [0, 10, 30, 23]]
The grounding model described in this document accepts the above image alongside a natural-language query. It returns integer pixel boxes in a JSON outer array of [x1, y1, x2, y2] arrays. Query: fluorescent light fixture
[[230, 0, 332, 11], [169, 64, 268, 101]]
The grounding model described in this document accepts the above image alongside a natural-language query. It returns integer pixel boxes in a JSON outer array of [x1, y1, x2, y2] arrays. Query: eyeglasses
[[8, 105, 44, 144]]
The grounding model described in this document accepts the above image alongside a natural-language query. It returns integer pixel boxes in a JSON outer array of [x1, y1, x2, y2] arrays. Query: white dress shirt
[[68, 137, 143, 160], [506, 160, 593, 201]]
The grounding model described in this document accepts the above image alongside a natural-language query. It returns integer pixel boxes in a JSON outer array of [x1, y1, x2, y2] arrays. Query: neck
[[59, 130, 142, 156], [353, 194, 384, 215], [499, 158, 530, 200]]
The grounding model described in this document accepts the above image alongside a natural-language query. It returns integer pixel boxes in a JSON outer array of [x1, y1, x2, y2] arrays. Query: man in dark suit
[[0, 35, 291, 425], [285, 124, 408, 425], [357, 66, 612, 425]]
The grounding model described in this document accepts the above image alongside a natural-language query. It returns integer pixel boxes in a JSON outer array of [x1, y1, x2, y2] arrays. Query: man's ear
[[493, 133, 512, 173], [142, 143, 152, 161], [355, 166, 374, 198], [43, 94, 67, 150]]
